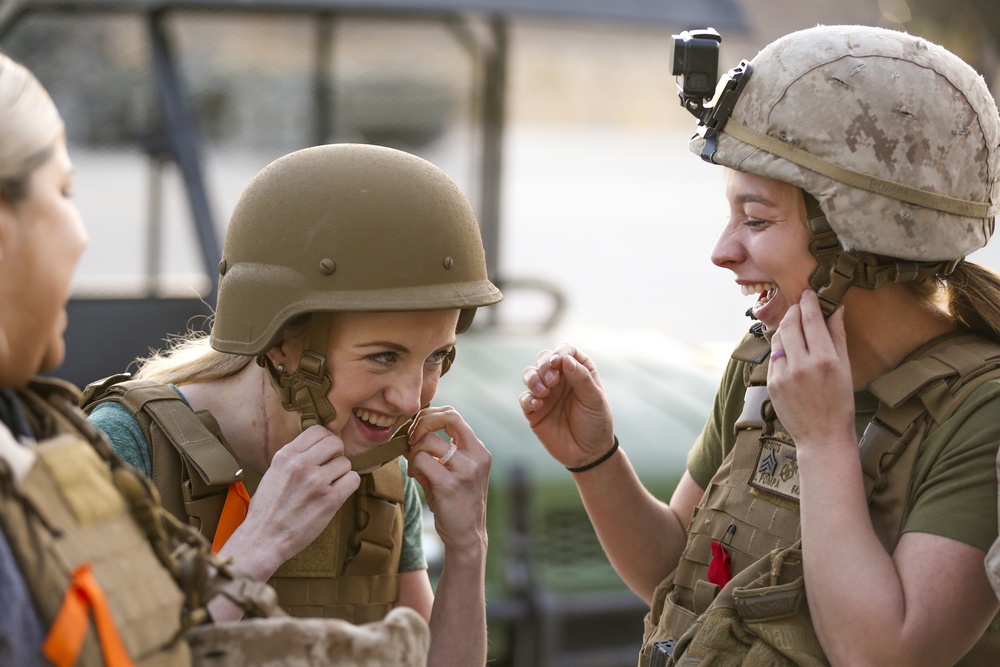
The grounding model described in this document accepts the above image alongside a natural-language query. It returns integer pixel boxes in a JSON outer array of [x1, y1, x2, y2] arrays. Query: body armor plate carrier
[[82, 375, 405, 624], [0, 378, 190, 666], [640, 332, 1000, 666]]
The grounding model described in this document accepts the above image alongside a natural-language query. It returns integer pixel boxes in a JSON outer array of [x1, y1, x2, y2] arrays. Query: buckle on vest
[[648, 639, 676, 667]]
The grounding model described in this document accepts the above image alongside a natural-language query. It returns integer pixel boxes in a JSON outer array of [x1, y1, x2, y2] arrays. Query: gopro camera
[[670, 28, 753, 162], [671, 28, 721, 101]]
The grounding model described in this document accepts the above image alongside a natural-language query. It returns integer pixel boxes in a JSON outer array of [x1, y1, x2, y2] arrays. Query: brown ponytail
[[941, 261, 1000, 341]]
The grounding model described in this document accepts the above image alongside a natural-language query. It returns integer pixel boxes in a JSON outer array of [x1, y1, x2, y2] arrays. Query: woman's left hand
[[768, 289, 855, 448], [404, 406, 490, 552]]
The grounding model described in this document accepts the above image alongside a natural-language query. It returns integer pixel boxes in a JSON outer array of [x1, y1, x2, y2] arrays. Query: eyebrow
[[734, 192, 779, 207], [357, 341, 410, 353]]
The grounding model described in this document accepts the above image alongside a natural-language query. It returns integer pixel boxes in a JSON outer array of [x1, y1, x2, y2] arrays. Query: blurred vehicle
[[432, 326, 717, 666], [0, 1, 740, 664]]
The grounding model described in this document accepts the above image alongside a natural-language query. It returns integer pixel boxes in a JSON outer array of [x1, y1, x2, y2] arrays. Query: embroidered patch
[[749, 433, 801, 502]]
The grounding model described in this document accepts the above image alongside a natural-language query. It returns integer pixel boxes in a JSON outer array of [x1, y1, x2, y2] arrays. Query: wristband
[[566, 436, 620, 473]]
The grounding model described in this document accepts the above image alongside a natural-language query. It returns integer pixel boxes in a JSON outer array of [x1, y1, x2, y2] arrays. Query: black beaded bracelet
[[566, 436, 620, 473]]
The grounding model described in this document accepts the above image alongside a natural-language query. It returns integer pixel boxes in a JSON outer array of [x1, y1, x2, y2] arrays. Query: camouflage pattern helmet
[[691, 25, 1000, 262], [211, 143, 503, 356]]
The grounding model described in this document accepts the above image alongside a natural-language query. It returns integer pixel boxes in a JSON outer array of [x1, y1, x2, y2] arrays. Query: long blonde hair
[[135, 313, 311, 386], [134, 333, 254, 386]]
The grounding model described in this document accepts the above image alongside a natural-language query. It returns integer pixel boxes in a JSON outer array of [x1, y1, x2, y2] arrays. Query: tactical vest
[[0, 378, 189, 666], [639, 332, 1000, 667], [82, 375, 406, 624]]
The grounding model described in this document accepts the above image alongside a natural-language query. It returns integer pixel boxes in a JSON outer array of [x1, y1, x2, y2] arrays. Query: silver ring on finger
[[439, 443, 458, 466]]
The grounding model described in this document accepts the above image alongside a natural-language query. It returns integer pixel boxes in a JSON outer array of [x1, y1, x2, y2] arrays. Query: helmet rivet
[[218, 259, 227, 276], [443, 256, 454, 270], [319, 258, 336, 275]]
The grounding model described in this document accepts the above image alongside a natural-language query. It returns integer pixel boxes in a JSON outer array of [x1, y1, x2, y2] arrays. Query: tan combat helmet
[[687, 25, 1000, 315], [210, 143, 502, 432]]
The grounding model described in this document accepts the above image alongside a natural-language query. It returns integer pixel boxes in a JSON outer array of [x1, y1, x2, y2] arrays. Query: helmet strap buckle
[[258, 315, 337, 430]]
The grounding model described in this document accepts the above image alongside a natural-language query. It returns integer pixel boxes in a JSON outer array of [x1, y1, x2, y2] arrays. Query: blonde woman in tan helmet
[[86, 143, 502, 666]]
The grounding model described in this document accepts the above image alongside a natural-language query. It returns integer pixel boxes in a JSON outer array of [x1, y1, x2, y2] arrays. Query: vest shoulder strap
[[861, 333, 1000, 551], [82, 375, 241, 486], [81, 374, 239, 535]]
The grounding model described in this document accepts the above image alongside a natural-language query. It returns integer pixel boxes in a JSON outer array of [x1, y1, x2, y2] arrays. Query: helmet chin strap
[[803, 194, 960, 318], [257, 315, 337, 430]]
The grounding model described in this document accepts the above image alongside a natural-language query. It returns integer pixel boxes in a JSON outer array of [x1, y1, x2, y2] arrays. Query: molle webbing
[[269, 461, 406, 623], [664, 336, 801, 626], [82, 375, 407, 623], [0, 381, 189, 666], [81, 375, 242, 536], [641, 332, 1000, 666]]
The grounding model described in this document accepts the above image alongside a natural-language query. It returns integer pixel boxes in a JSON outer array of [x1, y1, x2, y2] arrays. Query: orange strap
[[212, 481, 251, 554], [43, 562, 134, 667]]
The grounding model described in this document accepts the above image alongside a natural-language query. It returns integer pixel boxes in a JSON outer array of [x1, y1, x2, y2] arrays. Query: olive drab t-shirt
[[687, 349, 1000, 553]]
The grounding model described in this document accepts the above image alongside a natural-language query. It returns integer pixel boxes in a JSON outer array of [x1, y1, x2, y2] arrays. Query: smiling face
[[284, 310, 460, 460], [0, 138, 87, 386], [711, 169, 816, 331]]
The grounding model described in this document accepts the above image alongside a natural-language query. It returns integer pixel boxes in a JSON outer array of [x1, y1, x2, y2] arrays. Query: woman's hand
[[405, 406, 490, 553], [519, 343, 615, 469], [241, 424, 360, 564], [768, 290, 855, 449]]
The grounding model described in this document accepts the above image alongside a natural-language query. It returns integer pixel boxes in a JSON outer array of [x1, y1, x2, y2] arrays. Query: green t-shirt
[[687, 344, 1000, 553], [89, 395, 427, 572]]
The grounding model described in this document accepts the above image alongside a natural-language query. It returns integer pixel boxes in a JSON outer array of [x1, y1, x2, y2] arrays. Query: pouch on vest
[[659, 541, 827, 667]]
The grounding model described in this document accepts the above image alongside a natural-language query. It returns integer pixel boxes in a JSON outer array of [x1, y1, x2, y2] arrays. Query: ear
[[264, 333, 304, 371]]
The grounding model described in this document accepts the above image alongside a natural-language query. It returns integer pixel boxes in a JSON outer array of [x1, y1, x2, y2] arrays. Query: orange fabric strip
[[212, 481, 251, 554], [43, 562, 135, 667]]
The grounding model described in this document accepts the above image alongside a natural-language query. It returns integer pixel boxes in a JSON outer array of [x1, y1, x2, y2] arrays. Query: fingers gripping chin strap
[[347, 416, 414, 471], [805, 198, 960, 317], [258, 315, 337, 429]]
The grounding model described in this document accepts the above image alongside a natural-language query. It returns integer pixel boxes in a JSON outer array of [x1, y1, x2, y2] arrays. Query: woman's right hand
[[519, 343, 615, 469], [240, 424, 360, 566]]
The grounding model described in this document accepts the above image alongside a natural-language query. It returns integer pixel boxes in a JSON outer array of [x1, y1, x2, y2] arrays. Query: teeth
[[741, 282, 777, 297], [353, 408, 394, 428]]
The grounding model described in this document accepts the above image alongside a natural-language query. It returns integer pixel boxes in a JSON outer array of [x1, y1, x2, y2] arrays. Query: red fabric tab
[[707, 540, 732, 588]]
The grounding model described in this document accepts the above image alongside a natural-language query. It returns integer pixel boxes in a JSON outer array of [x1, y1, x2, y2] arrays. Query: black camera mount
[[671, 28, 753, 162]]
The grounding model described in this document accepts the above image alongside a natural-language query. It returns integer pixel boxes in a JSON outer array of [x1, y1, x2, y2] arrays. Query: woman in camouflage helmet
[[87, 143, 502, 666], [522, 25, 1000, 666]]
